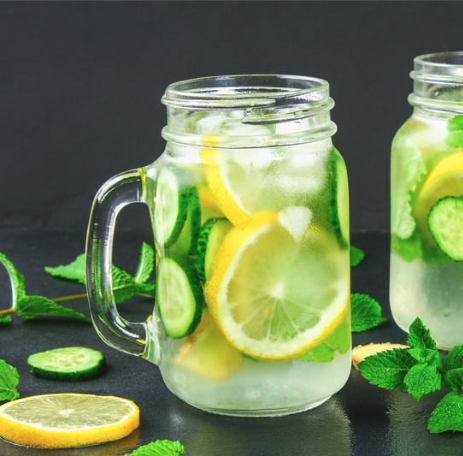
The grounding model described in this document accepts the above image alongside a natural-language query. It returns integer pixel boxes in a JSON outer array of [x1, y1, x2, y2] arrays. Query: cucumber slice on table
[[156, 256, 204, 338], [27, 347, 106, 381], [154, 167, 191, 247], [196, 218, 233, 282], [428, 196, 463, 261]]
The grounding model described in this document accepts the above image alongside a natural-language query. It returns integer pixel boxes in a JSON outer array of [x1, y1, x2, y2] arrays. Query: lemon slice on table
[[200, 148, 325, 228], [204, 211, 349, 361], [0, 393, 139, 449]]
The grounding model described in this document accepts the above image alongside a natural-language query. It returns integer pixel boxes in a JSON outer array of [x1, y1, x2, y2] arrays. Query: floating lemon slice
[[200, 148, 325, 228], [204, 211, 349, 361], [413, 150, 463, 239], [0, 393, 139, 449]]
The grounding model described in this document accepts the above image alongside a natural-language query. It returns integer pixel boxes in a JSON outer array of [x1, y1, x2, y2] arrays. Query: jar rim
[[162, 74, 330, 109], [412, 51, 463, 80]]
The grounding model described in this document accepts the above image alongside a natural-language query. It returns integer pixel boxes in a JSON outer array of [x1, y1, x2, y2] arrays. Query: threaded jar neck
[[409, 51, 463, 114], [161, 74, 336, 147]]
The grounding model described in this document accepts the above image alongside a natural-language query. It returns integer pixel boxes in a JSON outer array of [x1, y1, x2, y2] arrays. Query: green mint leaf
[[404, 363, 442, 401], [44, 254, 86, 284], [408, 348, 442, 366], [125, 439, 185, 456], [428, 391, 463, 433], [447, 114, 463, 132], [136, 281, 156, 297], [134, 243, 155, 284], [0, 359, 20, 402], [0, 252, 27, 306], [351, 293, 388, 332], [0, 315, 12, 326], [443, 345, 463, 391], [407, 317, 437, 351], [445, 115, 463, 149], [350, 245, 365, 267], [299, 343, 335, 363], [15, 296, 90, 322], [358, 348, 417, 392]]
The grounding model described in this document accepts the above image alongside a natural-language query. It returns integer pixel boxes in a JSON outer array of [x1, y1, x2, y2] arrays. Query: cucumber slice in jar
[[196, 218, 233, 282], [329, 150, 349, 249], [154, 167, 190, 247], [27, 347, 106, 381], [156, 256, 204, 338], [428, 196, 463, 261]]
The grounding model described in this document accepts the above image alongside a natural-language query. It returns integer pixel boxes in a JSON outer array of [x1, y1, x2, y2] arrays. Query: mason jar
[[390, 52, 463, 349], [86, 74, 351, 416]]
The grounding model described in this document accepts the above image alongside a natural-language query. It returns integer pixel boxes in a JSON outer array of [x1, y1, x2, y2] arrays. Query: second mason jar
[[87, 74, 351, 416], [391, 52, 463, 349]]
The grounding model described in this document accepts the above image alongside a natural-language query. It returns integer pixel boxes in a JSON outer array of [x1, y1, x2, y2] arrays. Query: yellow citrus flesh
[[0, 393, 139, 449], [413, 150, 463, 239], [204, 211, 349, 361]]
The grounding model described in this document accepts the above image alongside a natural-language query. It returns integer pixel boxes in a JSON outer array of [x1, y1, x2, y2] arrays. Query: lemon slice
[[204, 211, 349, 361], [413, 150, 463, 238], [0, 393, 139, 449], [200, 148, 325, 227]]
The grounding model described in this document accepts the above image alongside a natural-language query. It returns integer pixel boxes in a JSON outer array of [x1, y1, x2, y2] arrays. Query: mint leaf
[[404, 363, 442, 401], [134, 243, 155, 284], [350, 245, 365, 267], [407, 317, 437, 351], [299, 342, 335, 363], [125, 439, 185, 456], [0, 360, 20, 402], [443, 345, 463, 391], [0, 315, 12, 325], [446, 115, 463, 149], [16, 296, 90, 322], [351, 293, 388, 332], [358, 348, 417, 392], [0, 252, 26, 306], [428, 391, 463, 433], [408, 348, 442, 365], [44, 254, 86, 284]]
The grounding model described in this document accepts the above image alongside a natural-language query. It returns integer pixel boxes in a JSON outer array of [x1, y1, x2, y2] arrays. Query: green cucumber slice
[[154, 167, 190, 247], [196, 218, 233, 282], [157, 256, 204, 338], [27, 347, 106, 381], [170, 186, 202, 256], [428, 196, 463, 261], [329, 150, 349, 249]]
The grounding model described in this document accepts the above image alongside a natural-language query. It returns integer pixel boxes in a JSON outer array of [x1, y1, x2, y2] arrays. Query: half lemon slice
[[204, 211, 349, 361], [0, 393, 139, 449]]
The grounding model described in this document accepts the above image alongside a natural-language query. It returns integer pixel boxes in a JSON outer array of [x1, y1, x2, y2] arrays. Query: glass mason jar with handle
[[390, 52, 463, 349], [86, 74, 351, 417]]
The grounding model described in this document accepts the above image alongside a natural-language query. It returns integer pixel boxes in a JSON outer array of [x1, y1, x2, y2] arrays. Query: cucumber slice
[[428, 196, 463, 261], [154, 167, 190, 247], [329, 150, 349, 249], [156, 256, 204, 338], [170, 186, 202, 256], [196, 218, 233, 282], [27, 347, 106, 381]]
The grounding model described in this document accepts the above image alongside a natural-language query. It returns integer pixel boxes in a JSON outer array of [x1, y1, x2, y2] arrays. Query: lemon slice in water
[[204, 211, 349, 361], [0, 393, 139, 449]]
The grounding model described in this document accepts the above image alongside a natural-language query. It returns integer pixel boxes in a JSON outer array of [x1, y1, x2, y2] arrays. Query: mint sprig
[[351, 293, 388, 332], [350, 245, 365, 267], [358, 317, 463, 433], [0, 360, 20, 402], [45, 242, 156, 304], [125, 439, 185, 456]]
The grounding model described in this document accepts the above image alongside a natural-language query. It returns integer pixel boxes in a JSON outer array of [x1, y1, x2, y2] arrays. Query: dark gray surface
[[0, 229, 462, 456], [2, 2, 463, 233]]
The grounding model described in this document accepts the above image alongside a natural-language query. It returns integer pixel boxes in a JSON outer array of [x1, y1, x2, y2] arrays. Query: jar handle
[[86, 168, 158, 362]]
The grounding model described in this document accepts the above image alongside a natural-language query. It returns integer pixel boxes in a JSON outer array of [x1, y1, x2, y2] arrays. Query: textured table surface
[[0, 228, 461, 456]]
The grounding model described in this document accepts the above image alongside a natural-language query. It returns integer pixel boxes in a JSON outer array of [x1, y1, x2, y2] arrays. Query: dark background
[[1, 1, 463, 235]]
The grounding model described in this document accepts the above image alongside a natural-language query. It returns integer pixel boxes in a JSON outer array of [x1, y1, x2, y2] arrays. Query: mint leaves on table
[[351, 293, 388, 332], [45, 242, 156, 304], [125, 439, 185, 456], [0, 243, 156, 323], [350, 245, 365, 267], [358, 317, 463, 433], [0, 360, 20, 402]]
